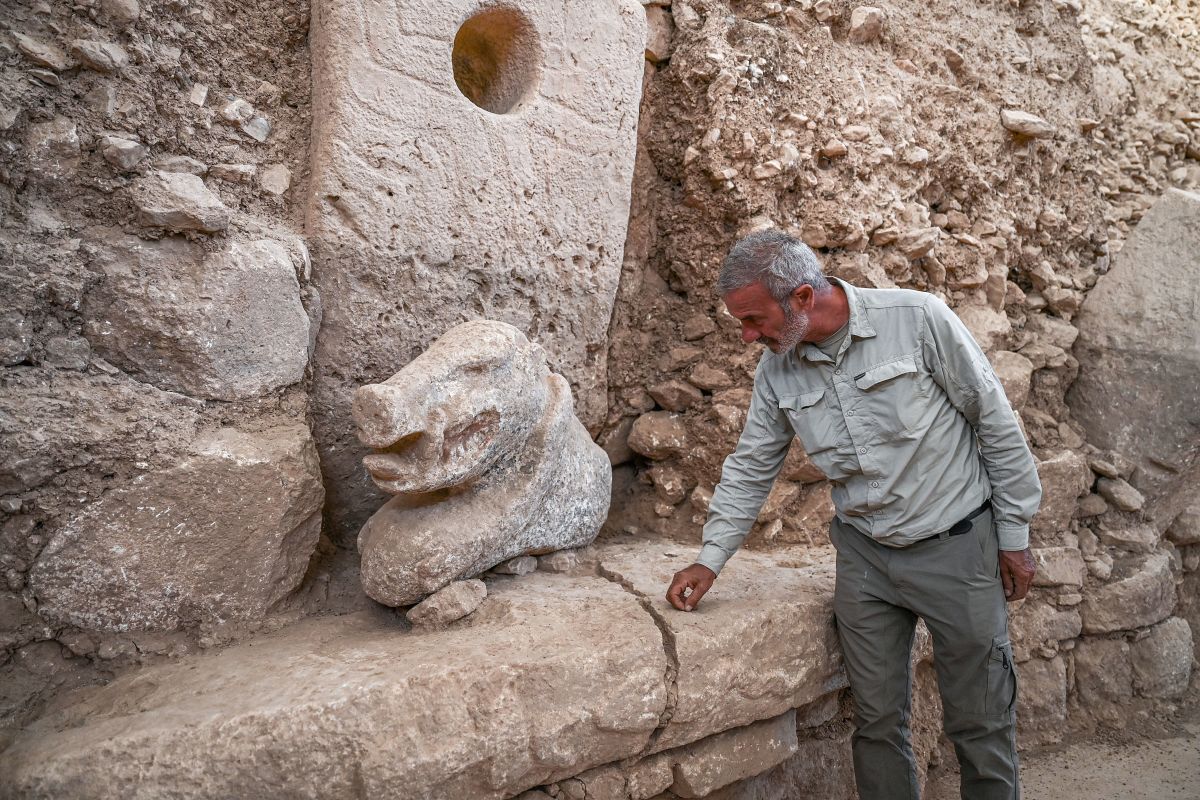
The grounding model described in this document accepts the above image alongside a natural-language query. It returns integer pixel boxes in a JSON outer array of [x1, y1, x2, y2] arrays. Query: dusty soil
[[924, 706, 1200, 799]]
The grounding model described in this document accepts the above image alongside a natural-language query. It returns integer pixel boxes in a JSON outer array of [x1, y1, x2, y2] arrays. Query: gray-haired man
[[665, 231, 1041, 799]]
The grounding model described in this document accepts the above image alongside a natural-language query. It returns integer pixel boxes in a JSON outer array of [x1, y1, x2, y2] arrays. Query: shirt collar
[[796, 276, 876, 363]]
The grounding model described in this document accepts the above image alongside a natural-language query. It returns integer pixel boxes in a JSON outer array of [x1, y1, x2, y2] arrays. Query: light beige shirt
[[697, 278, 1042, 575]]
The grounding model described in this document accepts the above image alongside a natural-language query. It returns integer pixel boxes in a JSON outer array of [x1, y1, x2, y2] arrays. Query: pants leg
[[829, 517, 921, 800], [891, 510, 1021, 800]]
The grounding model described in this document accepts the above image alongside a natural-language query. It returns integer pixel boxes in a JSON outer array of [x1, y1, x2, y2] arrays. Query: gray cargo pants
[[829, 509, 1019, 800]]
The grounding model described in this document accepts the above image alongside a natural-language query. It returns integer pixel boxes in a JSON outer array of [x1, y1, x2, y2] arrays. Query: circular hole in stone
[[452, 7, 541, 114]]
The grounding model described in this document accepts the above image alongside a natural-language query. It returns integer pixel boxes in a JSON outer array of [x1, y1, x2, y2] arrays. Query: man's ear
[[790, 284, 814, 312]]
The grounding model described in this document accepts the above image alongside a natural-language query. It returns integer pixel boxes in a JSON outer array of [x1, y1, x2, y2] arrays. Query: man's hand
[[666, 564, 717, 612], [999, 548, 1036, 601]]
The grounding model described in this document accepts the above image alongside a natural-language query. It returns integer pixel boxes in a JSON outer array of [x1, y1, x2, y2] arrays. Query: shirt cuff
[[995, 522, 1030, 551], [695, 543, 732, 576]]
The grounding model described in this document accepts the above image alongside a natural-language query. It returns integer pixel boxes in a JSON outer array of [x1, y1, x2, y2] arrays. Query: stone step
[[2, 542, 841, 800]]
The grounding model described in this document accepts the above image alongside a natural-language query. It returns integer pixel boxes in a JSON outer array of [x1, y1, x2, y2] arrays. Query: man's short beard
[[767, 303, 809, 353]]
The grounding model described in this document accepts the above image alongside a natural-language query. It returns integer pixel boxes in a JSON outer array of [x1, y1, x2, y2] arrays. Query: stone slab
[[2, 574, 668, 800], [595, 540, 843, 752], [306, 0, 647, 539]]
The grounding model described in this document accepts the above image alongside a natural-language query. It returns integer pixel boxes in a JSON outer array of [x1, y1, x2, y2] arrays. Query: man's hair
[[716, 230, 830, 304]]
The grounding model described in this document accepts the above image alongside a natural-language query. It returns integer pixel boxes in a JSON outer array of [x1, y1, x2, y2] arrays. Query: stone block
[[1080, 552, 1176, 634], [669, 711, 798, 798], [306, 0, 647, 538], [1130, 617, 1193, 698], [1069, 189, 1200, 494], [1073, 637, 1132, 726], [83, 229, 312, 401], [1009, 600, 1081, 662], [131, 170, 231, 233], [1016, 656, 1067, 746], [596, 541, 843, 752], [1167, 501, 1200, 546], [354, 321, 610, 606], [1031, 547, 1085, 588], [1031, 450, 1091, 537], [2, 575, 668, 799], [628, 412, 690, 459], [29, 423, 324, 632], [406, 579, 487, 627]]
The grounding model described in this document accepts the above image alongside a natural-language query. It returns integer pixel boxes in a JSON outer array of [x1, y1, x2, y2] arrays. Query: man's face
[[723, 281, 811, 354]]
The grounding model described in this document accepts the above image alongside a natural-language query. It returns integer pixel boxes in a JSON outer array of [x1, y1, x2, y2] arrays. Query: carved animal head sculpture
[[352, 320, 552, 495]]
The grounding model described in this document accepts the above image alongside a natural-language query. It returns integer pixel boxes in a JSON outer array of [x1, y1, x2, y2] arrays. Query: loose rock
[[848, 7, 885, 44], [13, 33, 72, 71], [1000, 109, 1056, 139], [99, 136, 146, 171], [69, 40, 129, 73], [132, 170, 232, 233], [406, 579, 487, 628]]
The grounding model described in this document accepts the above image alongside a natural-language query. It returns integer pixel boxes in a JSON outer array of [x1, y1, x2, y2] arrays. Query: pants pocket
[[984, 636, 1017, 715]]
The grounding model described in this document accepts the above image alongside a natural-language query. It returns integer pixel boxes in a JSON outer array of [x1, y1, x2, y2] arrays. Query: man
[[665, 231, 1041, 800]]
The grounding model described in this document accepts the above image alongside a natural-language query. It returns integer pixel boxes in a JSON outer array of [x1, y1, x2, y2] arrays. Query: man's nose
[[741, 326, 760, 344]]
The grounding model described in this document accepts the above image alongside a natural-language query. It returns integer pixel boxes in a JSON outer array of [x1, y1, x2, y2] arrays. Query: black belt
[[922, 499, 992, 542]]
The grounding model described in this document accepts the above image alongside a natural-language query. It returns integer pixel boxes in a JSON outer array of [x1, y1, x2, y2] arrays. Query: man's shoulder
[[854, 284, 935, 311]]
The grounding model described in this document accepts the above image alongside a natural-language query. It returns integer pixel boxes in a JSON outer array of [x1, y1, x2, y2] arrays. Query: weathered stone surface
[[1069, 189, 1200, 492], [1080, 553, 1176, 634], [1097, 477, 1145, 512], [406, 578, 487, 627], [670, 711, 798, 798], [538, 549, 583, 573], [492, 555, 538, 576], [13, 33, 73, 71], [259, 164, 291, 195], [354, 321, 610, 606], [596, 541, 843, 752], [307, 0, 647, 540], [1130, 617, 1193, 698], [99, 135, 147, 171], [990, 350, 1034, 410], [0, 370, 200, 498], [1031, 450, 1091, 537], [576, 753, 673, 800], [648, 379, 703, 412], [131, 170, 232, 233], [1167, 501, 1200, 546], [1, 575, 668, 799], [1016, 656, 1067, 746], [628, 412, 689, 459], [848, 7, 885, 44], [25, 117, 80, 179], [82, 229, 312, 401], [0, 311, 33, 366], [28, 423, 324, 632], [1097, 524, 1159, 553], [1009, 601, 1081, 662], [69, 39, 129, 73], [1000, 109, 1055, 138], [100, 0, 140, 25], [1073, 637, 1132, 726], [645, 5, 674, 63], [1032, 546, 1085, 588]]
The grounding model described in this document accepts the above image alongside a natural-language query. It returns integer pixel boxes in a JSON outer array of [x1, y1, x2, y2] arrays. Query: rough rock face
[[82, 229, 313, 401], [354, 320, 611, 606], [1, 574, 669, 800], [1079, 552, 1176, 635], [307, 0, 648, 540], [28, 423, 324, 632], [1069, 189, 1200, 492]]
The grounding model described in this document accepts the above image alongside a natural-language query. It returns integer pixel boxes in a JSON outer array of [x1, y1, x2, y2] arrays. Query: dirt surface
[[924, 707, 1200, 800]]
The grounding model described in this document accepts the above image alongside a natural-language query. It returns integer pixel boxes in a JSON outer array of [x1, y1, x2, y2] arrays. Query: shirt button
[[871, 481, 879, 488], [835, 368, 842, 374], [847, 410, 855, 416], [859, 447, 868, 454]]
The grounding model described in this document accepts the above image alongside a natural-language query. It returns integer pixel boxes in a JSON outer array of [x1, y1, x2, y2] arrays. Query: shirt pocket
[[852, 355, 924, 439], [778, 389, 842, 457]]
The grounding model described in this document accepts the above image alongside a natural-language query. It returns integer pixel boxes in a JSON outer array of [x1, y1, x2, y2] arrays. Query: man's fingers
[[684, 580, 710, 612], [1000, 562, 1016, 599], [666, 575, 692, 611]]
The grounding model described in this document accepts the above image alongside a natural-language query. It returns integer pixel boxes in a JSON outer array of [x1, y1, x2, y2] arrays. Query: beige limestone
[[28, 423, 324, 632], [1, 575, 668, 799], [354, 321, 610, 606], [669, 711, 798, 798], [1080, 552, 1177, 634], [596, 541, 843, 752], [1070, 189, 1200, 493], [307, 0, 647, 539]]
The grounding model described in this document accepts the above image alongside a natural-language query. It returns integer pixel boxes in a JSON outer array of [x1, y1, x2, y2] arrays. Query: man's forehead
[[723, 282, 773, 315]]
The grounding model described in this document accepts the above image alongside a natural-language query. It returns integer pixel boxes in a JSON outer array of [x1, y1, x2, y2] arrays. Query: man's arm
[[666, 361, 794, 611], [921, 296, 1042, 600]]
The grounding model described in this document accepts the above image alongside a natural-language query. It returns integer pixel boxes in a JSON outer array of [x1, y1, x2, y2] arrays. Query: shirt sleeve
[[920, 296, 1043, 550], [696, 358, 795, 574]]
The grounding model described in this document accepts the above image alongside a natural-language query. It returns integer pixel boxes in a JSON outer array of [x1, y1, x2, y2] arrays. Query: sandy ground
[[925, 714, 1200, 799]]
